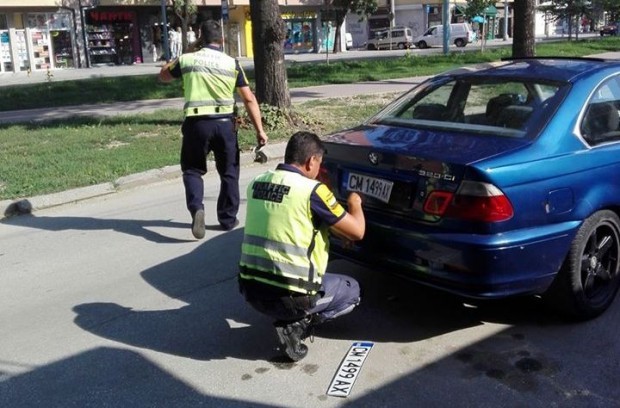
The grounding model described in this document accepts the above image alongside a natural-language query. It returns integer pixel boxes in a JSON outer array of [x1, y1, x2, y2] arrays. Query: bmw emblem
[[368, 152, 379, 165]]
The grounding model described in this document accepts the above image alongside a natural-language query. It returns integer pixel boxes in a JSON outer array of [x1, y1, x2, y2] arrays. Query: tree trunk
[[511, 0, 536, 58], [332, 10, 347, 54], [249, 0, 291, 109]]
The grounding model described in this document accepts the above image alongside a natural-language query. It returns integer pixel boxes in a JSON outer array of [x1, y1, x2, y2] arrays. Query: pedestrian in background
[[187, 26, 196, 46], [158, 19, 267, 239], [239, 131, 366, 361]]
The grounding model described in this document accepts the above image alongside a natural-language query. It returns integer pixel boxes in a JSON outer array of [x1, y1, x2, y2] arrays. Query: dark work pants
[[240, 273, 361, 324], [180, 116, 240, 229]]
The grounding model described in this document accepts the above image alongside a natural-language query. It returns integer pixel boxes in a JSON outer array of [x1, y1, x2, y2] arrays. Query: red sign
[[88, 11, 135, 23]]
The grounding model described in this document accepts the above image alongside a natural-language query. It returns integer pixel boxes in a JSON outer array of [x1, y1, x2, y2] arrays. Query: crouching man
[[239, 131, 366, 361]]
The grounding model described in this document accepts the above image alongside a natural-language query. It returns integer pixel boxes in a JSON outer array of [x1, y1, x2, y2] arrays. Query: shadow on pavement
[[0, 347, 273, 408], [70, 228, 510, 362], [1, 213, 193, 244]]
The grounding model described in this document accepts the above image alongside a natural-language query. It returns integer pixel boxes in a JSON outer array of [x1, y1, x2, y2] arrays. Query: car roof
[[443, 58, 620, 83]]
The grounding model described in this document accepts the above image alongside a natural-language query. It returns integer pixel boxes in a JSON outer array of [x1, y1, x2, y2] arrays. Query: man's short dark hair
[[200, 20, 222, 45], [284, 131, 326, 165]]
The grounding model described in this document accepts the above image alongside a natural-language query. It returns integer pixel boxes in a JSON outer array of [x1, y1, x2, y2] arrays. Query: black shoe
[[191, 209, 205, 239], [220, 219, 239, 231], [274, 320, 309, 362]]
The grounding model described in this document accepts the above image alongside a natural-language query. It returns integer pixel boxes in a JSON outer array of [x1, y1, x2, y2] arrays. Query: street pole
[[161, 0, 170, 61], [503, 0, 508, 41], [442, 0, 449, 54], [78, 0, 91, 68], [389, 0, 395, 51]]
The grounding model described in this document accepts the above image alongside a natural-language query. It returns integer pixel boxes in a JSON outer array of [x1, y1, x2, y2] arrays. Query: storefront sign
[[282, 11, 317, 20], [88, 11, 135, 23]]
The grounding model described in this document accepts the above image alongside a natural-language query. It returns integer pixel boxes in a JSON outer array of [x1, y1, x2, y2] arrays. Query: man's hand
[[257, 131, 268, 146], [330, 192, 365, 241], [158, 61, 176, 83]]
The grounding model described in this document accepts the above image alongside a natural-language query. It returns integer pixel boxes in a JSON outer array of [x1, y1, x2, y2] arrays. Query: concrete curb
[[0, 141, 287, 220]]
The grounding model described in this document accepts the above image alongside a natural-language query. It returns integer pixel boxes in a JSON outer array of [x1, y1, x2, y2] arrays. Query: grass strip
[[1, 38, 619, 112], [0, 94, 392, 200]]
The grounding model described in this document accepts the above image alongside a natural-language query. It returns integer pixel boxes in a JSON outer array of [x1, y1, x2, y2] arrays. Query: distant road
[[0, 33, 598, 88]]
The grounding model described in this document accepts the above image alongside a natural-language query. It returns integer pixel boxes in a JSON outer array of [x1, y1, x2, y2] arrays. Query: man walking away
[[159, 20, 267, 239]]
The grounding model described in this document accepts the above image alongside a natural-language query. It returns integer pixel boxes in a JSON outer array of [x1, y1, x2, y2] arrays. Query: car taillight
[[424, 181, 513, 222], [317, 165, 332, 189]]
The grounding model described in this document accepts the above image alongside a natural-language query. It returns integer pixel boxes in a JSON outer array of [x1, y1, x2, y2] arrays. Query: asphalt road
[[1, 162, 620, 407], [2, 32, 620, 406]]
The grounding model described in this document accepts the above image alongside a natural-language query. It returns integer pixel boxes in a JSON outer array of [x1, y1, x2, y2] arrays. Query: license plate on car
[[346, 172, 394, 203], [327, 342, 374, 398]]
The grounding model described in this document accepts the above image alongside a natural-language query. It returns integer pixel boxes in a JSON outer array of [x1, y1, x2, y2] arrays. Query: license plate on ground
[[346, 172, 393, 203], [327, 341, 374, 398]]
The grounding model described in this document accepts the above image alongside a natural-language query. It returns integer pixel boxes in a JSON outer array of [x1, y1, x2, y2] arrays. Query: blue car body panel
[[322, 58, 620, 299]]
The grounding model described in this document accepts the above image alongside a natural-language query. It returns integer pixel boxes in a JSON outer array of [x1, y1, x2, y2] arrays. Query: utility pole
[[503, 0, 508, 41], [442, 0, 449, 54], [389, 0, 395, 50], [161, 0, 170, 61]]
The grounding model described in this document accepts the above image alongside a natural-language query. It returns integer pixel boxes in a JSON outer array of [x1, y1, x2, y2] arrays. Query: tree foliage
[[463, 0, 497, 20], [538, 0, 591, 39], [325, 0, 378, 53], [172, 0, 197, 53], [600, 0, 620, 22]]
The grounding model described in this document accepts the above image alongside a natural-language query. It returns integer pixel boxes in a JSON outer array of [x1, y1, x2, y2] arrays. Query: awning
[[483, 5, 498, 16]]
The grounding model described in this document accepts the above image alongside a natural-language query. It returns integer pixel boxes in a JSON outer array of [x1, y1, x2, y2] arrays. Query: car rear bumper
[[329, 218, 582, 299]]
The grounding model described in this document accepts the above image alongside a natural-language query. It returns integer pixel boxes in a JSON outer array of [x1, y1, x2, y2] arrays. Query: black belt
[[187, 116, 233, 122]]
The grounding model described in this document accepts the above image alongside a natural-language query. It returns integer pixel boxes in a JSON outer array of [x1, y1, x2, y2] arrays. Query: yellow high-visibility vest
[[239, 170, 329, 295], [179, 47, 237, 117]]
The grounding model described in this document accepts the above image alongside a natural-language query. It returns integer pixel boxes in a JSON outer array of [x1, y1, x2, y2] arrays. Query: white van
[[366, 27, 414, 50], [413, 23, 474, 48], [345, 32, 353, 50]]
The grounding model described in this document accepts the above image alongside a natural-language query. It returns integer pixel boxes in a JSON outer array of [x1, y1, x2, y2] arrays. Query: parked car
[[345, 32, 353, 50], [413, 23, 475, 48], [600, 23, 617, 36], [366, 27, 413, 50], [319, 58, 620, 320]]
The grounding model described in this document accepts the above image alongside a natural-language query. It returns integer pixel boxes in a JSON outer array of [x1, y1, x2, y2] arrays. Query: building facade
[[0, 0, 516, 74]]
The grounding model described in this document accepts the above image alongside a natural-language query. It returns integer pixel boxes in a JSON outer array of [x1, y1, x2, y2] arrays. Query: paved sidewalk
[[0, 77, 426, 124]]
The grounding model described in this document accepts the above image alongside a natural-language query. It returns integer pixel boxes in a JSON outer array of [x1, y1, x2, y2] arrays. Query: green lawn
[[1, 37, 619, 200]]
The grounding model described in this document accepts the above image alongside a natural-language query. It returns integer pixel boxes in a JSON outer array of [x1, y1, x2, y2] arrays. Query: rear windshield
[[370, 76, 568, 138]]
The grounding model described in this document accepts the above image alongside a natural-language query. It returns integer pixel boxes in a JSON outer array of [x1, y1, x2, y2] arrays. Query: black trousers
[[180, 116, 239, 229]]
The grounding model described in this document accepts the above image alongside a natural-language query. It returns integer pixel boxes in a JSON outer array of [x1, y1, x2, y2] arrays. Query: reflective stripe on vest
[[179, 48, 237, 117], [239, 170, 329, 295]]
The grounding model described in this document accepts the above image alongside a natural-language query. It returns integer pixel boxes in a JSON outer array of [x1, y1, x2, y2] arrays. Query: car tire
[[417, 41, 427, 49], [397, 43, 405, 50], [367, 44, 376, 51], [455, 38, 465, 47], [545, 210, 620, 320]]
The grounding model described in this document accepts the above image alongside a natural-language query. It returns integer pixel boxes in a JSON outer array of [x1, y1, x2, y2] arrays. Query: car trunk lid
[[321, 125, 529, 220]]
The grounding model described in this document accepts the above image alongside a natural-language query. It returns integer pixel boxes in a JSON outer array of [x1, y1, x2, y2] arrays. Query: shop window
[[25, 12, 75, 69], [86, 10, 140, 66]]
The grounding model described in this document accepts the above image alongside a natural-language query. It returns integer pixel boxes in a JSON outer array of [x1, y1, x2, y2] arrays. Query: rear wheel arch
[[544, 209, 620, 320]]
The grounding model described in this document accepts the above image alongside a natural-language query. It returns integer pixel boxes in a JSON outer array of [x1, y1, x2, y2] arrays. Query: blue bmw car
[[319, 58, 620, 320]]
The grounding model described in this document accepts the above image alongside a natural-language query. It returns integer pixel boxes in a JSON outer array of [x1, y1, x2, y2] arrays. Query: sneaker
[[274, 320, 309, 361], [191, 209, 205, 239]]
